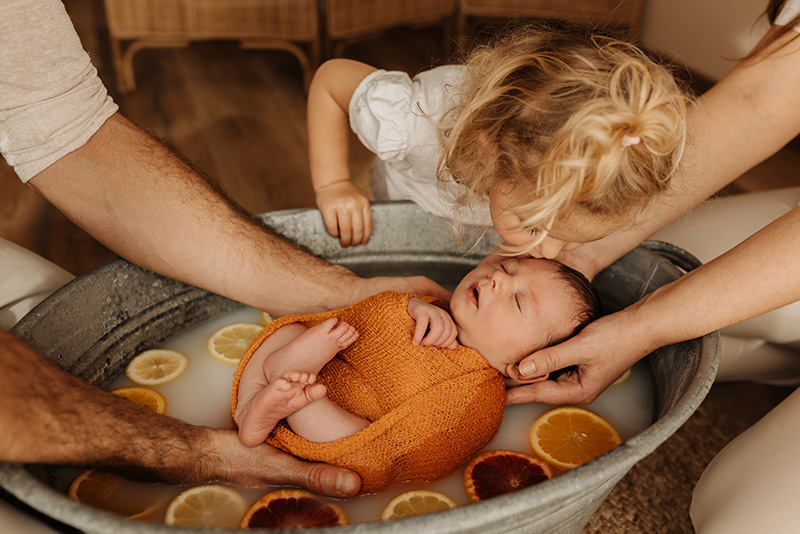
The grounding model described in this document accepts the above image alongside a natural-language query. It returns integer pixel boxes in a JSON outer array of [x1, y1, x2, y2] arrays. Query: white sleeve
[[0, 0, 118, 182], [349, 69, 414, 162], [775, 0, 800, 30]]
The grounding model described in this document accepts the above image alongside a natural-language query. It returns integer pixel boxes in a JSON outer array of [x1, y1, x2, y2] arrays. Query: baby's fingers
[[412, 317, 431, 346]]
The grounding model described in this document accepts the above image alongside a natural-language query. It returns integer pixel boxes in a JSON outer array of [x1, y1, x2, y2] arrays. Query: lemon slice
[[610, 367, 632, 386], [381, 490, 457, 520], [125, 349, 188, 385], [111, 386, 167, 414], [68, 469, 163, 520], [164, 484, 247, 527], [261, 311, 274, 325], [207, 323, 263, 364]]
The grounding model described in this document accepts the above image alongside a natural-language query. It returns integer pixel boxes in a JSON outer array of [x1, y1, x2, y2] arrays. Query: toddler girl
[[308, 22, 689, 257]]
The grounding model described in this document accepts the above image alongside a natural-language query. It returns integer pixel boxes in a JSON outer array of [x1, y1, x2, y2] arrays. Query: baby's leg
[[286, 397, 370, 443], [235, 317, 359, 445], [237, 372, 326, 447], [258, 317, 359, 381]]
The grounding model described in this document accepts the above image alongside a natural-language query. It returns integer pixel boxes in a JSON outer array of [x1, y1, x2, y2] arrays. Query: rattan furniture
[[456, 0, 645, 43], [323, 0, 457, 57], [103, 0, 320, 92]]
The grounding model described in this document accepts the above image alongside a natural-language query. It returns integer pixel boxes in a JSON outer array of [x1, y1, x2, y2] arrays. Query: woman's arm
[[561, 25, 800, 280], [29, 113, 449, 314], [308, 59, 377, 246], [510, 25, 800, 404]]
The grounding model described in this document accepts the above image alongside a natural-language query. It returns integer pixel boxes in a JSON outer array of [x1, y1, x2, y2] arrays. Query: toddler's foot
[[263, 317, 359, 382], [237, 371, 326, 447]]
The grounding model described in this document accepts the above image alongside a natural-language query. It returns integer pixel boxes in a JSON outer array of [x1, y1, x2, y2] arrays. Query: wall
[[639, 0, 772, 81]]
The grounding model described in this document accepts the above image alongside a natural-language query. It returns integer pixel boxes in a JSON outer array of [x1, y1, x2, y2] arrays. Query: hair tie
[[622, 135, 641, 147]]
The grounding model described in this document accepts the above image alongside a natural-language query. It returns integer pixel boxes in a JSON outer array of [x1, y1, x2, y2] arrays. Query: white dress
[[350, 65, 492, 227]]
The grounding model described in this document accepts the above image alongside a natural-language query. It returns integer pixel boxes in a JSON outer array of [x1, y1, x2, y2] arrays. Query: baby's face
[[489, 187, 621, 259], [450, 257, 579, 379]]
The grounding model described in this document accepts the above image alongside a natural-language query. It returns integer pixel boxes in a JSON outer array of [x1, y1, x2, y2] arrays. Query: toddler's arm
[[407, 297, 458, 349], [308, 59, 377, 247]]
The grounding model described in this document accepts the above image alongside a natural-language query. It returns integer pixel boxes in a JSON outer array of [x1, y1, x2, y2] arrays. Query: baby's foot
[[263, 317, 359, 382], [237, 371, 326, 447]]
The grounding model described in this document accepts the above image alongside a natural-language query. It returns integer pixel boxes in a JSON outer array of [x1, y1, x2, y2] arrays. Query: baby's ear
[[504, 363, 549, 386]]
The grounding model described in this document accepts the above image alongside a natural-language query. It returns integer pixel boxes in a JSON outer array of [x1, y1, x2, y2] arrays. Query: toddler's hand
[[407, 298, 458, 349], [315, 182, 372, 247]]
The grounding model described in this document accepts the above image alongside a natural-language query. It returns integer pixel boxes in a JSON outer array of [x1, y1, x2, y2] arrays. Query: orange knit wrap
[[231, 291, 505, 494]]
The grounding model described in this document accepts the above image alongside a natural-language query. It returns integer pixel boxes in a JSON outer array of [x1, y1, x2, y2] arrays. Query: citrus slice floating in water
[[380, 490, 457, 520], [163, 484, 247, 528], [68, 469, 162, 520], [125, 349, 188, 385], [529, 406, 622, 470], [464, 450, 553, 502], [239, 489, 348, 529], [207, 323, 263, 364], [111, 386, 167, 414], [610, 367, 632, 386], [261, 311, 274, 325]]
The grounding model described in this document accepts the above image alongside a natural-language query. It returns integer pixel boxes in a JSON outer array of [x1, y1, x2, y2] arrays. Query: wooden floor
[[2, 2, 799, 533]]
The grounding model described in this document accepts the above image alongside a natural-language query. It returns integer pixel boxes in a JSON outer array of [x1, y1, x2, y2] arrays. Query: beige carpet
[[585, 382, 793, 533]]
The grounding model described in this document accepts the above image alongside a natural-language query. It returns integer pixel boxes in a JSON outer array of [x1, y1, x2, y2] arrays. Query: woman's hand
[[315, 181, 372, 247], [407, 297, 458, 349], [506, 308, 655, 406]]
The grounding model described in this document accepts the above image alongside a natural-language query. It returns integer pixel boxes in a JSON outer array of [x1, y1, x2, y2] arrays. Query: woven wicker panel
[[459, 0, 642, 25], [104, 0, 318, 41], [326, 0, 457, 39]]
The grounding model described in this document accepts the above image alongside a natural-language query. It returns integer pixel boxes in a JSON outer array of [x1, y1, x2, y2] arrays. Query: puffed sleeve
[[349, 69, 414, 162], [0, 0, 118, 182]]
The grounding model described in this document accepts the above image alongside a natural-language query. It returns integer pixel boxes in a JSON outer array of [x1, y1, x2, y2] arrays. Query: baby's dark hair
[[548, 259, 601, 345]]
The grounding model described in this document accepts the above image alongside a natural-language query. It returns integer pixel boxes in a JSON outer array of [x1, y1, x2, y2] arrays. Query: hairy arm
[[0, 329, 360, 495], [29, 113, 449, 313]]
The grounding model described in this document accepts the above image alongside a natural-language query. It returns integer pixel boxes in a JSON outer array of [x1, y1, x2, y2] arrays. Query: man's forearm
[[28, 113, 356, 315], [0, 329, 207, 479]]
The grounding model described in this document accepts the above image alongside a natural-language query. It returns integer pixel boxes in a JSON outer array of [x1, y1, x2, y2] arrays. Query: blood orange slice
[[239, 489, 348, 529], [464, 450, 553, 502]]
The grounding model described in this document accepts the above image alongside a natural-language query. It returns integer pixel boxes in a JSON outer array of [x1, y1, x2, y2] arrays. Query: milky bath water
[[48, 302, 655, 526]]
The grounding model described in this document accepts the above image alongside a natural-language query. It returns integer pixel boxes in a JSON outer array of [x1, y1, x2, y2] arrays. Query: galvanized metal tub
[[3, 201, 719, 533]]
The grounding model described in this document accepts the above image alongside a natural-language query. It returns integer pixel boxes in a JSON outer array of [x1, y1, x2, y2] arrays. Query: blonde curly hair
[[437, 22, 690, 252]]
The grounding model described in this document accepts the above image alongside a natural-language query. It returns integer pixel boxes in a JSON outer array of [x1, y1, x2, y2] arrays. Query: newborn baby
[[231, 256, 599, 493]]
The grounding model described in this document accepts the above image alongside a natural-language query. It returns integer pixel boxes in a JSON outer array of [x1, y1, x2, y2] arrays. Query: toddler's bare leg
[[287, 397, 370, 443], [237, 372, 326, 447]]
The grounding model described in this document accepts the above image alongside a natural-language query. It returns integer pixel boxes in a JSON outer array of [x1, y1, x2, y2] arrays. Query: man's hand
[[505, 310, 654, 406], [407, 298, 458, 349], [315, 182, 372, 247], [197, 429, 361, 498]]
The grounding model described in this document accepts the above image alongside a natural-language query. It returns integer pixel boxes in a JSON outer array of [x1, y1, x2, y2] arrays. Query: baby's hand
[[407, 298, 458, 349], [315, 182, 372, 247]]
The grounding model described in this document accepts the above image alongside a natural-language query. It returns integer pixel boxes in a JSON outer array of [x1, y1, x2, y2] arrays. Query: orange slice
[[111, 386, 167, 414], [163, 484, 247, 527], [261, 311, 274, 325], [206, 323, 263, 364], [529, 406, 622, 470], [464, 450, 553, 502], [239, 489, 348, 529], [380, 490, 457, 520], [125, 349, 188, 385], [67, 469, 162, 520]]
